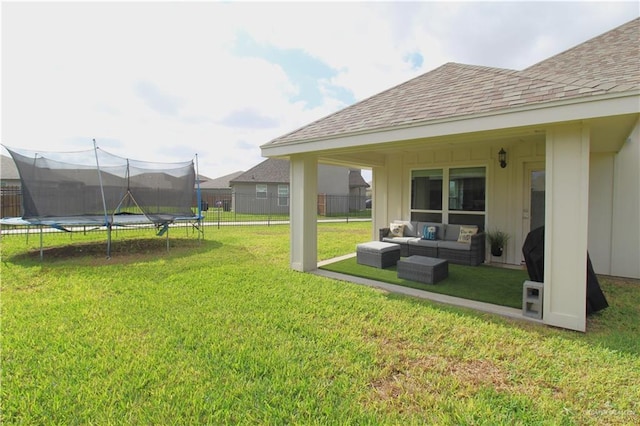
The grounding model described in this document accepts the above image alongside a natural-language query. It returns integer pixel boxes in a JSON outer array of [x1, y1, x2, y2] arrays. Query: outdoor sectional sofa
[[379, 220, 486, 266]]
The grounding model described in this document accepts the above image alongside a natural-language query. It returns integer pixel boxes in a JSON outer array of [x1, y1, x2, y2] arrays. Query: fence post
[[267, 193, 271, 226]]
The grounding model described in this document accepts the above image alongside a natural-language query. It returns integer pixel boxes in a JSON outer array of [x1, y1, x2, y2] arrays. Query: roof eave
[[261, 90, 640, 158]]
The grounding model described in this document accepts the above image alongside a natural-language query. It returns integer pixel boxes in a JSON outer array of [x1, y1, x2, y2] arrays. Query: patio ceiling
[[266, 111, 638, 170]]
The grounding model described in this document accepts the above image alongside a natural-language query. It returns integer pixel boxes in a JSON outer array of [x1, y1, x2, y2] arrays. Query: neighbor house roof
[[349, 169, 369, 188], [231, 158, 368, 188], [230, 158, 289, 184], [264, 18, 639, 147], [199, 171, 244, 189], [1, 155, 20, 180]]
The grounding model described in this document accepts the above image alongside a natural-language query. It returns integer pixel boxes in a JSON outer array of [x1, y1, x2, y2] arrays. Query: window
[[277, 185, 289, 206], [411, 169, 443, 210], [256, 184, 267, 199], [411, 166, 485, 228], [449, 167, 485, 211], [411, 169, 443, 222]]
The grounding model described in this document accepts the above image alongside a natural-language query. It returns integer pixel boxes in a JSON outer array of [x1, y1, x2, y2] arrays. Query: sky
[[2, 1, 639, 181]]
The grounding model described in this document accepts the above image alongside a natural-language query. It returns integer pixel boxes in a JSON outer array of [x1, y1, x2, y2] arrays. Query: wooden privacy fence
[[1, 186, 22, 218]]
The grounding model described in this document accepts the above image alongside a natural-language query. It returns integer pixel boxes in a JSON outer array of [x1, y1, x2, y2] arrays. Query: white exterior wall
[[588, 154, 615, 275], [369, 126, 639, 285], [611, 120, 640, 278], [587, 119, 640, 279], [372, 141, 546, 266]]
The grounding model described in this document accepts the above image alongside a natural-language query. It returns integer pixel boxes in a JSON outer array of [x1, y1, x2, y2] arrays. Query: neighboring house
[[261, 18, 640, 332], [1, 155, 22, 217], [348, 169, 369, 211], [1, 155, 21, 187], [197, 171, 244, 211], [230, 158, 369, 215]]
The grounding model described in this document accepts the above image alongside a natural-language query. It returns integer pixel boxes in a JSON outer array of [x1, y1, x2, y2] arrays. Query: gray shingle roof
[[521, 17, 639, 88], [199, 171, 244, 189], [231, 158, 369, 188], [349, 169, 369, 188], [231, 158, 289, 184], [1, 155, 20, 180], [265, 18, 639, 146]]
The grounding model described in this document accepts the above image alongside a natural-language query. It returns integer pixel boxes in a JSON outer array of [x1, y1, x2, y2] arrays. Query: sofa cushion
[[457, 225, 479, 244], [408, 238, 439, 248], [357, 241, 402, 254], [382, 236, 416, 244], [444, 224, 461, 241], [438, 240, 473, 251]]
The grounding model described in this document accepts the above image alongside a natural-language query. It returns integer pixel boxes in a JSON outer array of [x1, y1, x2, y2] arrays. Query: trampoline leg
[[40, 226, 43, 261], [166, 227, 170, 252], [106, 224, 112, 259]]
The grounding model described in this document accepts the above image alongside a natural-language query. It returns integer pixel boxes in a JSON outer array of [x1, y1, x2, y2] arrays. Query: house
[[196, 171, 244, 211], [348, 169, 369, 211], [229, 158, 369, 215], [261, 18, 640, 332], [1, 155, 22, 218], [1, 155, 21, 187]]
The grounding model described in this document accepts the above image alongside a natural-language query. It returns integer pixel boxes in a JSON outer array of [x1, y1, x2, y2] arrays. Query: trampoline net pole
[[93, 139, 109, 227], [195, 153, 203, 242]]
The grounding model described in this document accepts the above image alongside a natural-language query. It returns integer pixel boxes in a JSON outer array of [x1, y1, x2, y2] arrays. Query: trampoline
[[1, 142, 203, 258]]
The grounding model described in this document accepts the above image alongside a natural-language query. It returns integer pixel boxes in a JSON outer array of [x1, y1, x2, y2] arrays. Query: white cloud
[[2, 1, 638, 180]]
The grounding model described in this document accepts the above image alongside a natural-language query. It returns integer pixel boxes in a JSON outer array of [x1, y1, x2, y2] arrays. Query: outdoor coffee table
[[397, 255, 448, 284]]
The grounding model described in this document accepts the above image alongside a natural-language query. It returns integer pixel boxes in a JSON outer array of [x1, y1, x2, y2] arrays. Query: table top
[[399, 255, 448, 266]]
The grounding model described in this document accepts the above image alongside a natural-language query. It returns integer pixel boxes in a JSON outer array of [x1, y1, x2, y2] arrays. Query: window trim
[[277, 184, 289, 207], [410, 165, 486, 225], [256, 184, 267, 199]]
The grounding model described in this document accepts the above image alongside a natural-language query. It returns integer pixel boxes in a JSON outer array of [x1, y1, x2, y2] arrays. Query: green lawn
[[1, 222, 639, 424], [199, 208, 371, 223]]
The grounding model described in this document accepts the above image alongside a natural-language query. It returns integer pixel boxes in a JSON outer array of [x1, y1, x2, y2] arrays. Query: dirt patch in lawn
[[10, 238, 215, 264]]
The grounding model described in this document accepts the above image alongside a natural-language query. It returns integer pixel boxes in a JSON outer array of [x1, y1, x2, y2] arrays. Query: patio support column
[[544, 124, 589, 332], [290, 155, 317, 272], [371, 166, 388, 240]]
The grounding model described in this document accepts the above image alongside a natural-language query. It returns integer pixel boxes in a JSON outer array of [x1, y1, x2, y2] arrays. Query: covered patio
[[261, 19, 640, 332], [315, 253, 534, 324]]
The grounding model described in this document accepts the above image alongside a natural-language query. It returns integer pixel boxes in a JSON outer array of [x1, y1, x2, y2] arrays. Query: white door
[[522, 163, 545, 262]]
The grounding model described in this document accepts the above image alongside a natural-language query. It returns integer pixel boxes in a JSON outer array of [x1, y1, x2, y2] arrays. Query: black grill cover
[[522, 226, 545, 283], [522, 226, 608, 315]]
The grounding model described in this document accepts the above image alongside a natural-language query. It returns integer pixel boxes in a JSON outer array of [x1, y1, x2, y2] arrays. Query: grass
[[320, 257, 529, 308], [1, 222, 639, 424], [200, 208, 371, 223]]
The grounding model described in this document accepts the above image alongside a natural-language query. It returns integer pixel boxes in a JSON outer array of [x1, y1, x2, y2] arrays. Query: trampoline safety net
[[4, 145, 196, 225]]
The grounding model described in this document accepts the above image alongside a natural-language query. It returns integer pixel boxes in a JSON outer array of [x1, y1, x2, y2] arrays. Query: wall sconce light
[[498, 148, 507, 168]]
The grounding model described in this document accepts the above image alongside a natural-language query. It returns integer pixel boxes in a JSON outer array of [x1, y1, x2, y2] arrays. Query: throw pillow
[[394, 220, 416, 237], [457, 225, 478, 244], [422, 225, 438, 240], [389, 223, 405, 237]]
